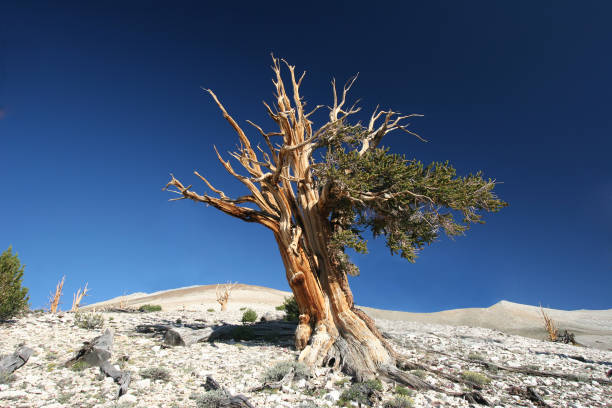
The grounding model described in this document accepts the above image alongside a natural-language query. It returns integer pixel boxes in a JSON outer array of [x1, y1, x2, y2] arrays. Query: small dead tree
[[540, 305, 558, 342], [49, 276, 65, 313], [71, 283, 90, 312], [216, 282, 236, 311]]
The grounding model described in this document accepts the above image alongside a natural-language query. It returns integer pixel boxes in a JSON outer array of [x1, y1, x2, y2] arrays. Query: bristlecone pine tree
[[165, 57, 506, 386], [0, 246, 30, 321]]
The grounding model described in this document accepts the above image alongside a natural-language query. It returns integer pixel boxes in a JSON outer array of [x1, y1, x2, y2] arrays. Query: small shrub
[[299, 402, 323, 408], [334, 378, 350, 386], [275, 304, 285, 311], [74, 312, 104, 330], [241, 308, 257, 323], [239, 307, 247, 311], [138, 304, 162, 312], [230, 326, 255, 341], [140, 367, 171, 382], [207, 308, 215, 312], [281, 296, 299, 322], [263, 360, 311, 382], [394, 386, 414, 397], [0, 246, 30, 321], [461, 371, 491, 385], [0, 373, 16, 384], [468, 352, 484, 361], [70, 360, 91, 372], [57, 391, 75, 403], [410, 369, 427, 379], [338, 379, 382, 406], [195, 389, 229, 408], [383, 395, 414, 408]]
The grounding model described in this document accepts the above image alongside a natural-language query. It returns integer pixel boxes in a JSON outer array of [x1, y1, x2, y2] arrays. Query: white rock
[[118, 393, 138, 404], [134, 378, 151, 389], [324, 390, 341, 402]]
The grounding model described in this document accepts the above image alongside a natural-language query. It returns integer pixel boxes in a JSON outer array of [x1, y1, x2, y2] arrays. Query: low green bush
[[461, 371, 491, 385], [337, 379, 382, 407], [394, 386, 414, 397], [195, 389, 229, 408], [140, 367, 171, 382], [383, 395, 414, 408], [74, 312, 104, 330], [241, 308, 257, 323], [70, 360, 91, 372], [263, 360, 311, 383], [138, 304, 162, 312]]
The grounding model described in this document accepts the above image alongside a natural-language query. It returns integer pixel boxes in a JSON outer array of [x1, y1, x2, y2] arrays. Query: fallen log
[[156, 321, 296, 346], [164, 327, 214, 346], [64, 329, 131, 397], [0, 346, 33, 376], [390, 334, 612, 386]]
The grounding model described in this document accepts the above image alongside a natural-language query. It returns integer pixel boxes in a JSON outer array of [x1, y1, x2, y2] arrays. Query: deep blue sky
[[1, 1, 610, 312]]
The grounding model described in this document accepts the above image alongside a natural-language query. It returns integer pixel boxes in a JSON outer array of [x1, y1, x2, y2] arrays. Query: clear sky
[[1, 1, 610, 312]]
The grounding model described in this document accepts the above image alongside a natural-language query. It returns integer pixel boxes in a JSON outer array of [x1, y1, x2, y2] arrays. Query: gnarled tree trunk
[[164, 57, 436, 384]]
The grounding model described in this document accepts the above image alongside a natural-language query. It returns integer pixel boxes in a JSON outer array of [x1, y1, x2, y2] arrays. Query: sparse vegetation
[[299, 402, 323, 408], [337, 379, 383, 407], [468, 352, 485, 361], [70, 360, 91, 372], [334, 378, 350, 386], [140, 366, 171, 382], [263, 360, 311, 382], [461, 371, 491, 385], [394, 386, 414, 397], [0, 246, 30, 321], [384, 395, 414, 408], [138, 304, 162, 312], [241, 308, 257, 323], [207, 308, 215, 312], [239, 307, 246, 311], [410, 369, 427, 379], [0, 373, 16, 384], [74, 311, 104, 329], [195, 389, 229, 408], [56, 391, 76, 403]]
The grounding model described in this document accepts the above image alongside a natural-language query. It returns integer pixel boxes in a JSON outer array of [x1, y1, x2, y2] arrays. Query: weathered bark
[[275, 228, 399, 383], [203, 375, 256, 407], [163, 57, 459, 391], [164, 327, 214, 346], [65, 329, 131, 397]]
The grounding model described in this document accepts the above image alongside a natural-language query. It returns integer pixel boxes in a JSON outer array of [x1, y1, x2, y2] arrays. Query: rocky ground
[[0, 302, 610, 408]]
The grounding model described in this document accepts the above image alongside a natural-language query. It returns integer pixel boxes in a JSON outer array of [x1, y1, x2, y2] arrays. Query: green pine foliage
[[280, 296, 299, 322], [0, 246, 30, 321], [241, 308, 257, 322], [312, 125, 507, 276]]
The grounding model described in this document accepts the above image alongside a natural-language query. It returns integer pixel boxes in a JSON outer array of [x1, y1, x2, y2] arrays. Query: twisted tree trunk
[[163, 57, 449, 387]]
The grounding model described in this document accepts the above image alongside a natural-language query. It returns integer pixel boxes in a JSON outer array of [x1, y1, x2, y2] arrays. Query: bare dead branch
[[71, 283, 90, 312], [49, 276, 65, 313]]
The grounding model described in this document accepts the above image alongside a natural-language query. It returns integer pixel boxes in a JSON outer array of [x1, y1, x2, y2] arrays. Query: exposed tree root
[[402, 342, 612, 386], [509, 386, 552, 408]]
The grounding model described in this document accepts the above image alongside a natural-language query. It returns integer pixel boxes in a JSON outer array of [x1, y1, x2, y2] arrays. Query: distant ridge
[[85, 284, 612, 351]]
